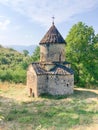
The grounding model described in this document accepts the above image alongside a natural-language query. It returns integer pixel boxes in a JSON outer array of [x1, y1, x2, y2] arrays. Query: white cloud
[[0, 16, 11, 30], [0, 0, 98, 26]]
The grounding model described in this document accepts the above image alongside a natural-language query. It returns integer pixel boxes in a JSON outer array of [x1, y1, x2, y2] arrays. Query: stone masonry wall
[[27, 65, 38, 97], [37, 74, 74, 96], [37, 75, 48, 95], [27, 65, 74, 97], [40, 44, 65, 62], [47, 74, 74, 95]]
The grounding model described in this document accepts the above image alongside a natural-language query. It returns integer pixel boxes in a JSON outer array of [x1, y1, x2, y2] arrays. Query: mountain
[[8, 45, 37, 55]]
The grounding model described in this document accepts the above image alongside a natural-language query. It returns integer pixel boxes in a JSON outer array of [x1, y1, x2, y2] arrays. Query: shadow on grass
[[40, 93, 68, 100], [40, 89, 98, 100], [73, 89, 98, 99]]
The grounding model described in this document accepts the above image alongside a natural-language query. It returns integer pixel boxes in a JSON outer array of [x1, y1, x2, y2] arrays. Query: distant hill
[[0, 45, 31, 83], [8, 45, 37, 55]]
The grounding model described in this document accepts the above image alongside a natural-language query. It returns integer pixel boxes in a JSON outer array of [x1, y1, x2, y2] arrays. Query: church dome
[[39, 24, 66, 44]]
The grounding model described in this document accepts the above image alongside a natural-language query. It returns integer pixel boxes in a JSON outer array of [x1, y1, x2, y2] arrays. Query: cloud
[[0, 0, 98, 26], [0, 16, 11, 30]]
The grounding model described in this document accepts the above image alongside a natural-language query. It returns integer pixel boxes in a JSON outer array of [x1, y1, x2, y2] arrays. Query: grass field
[[0, 82, 98, 130]]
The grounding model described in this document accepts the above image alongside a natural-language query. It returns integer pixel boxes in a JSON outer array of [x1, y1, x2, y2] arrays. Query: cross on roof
[[52, 16, 55, 25]]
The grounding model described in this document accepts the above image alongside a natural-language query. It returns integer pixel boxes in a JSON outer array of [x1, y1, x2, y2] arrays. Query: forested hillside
[[0, 45, 31, 83]]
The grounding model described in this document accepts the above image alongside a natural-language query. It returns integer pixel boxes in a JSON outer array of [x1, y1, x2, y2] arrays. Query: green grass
[[0, 84, 98, 130], [3, 100, 98, 129]]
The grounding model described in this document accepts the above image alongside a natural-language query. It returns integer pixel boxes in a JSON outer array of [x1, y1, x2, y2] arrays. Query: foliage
[[66, 22, 98, 87], [0, 45, 40, 83], [0, 46, 31, 83], [31, 46, 40, 62], [23, 50, 29, 56]]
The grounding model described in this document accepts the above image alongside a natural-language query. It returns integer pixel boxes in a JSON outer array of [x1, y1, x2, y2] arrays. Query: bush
[[0, 69, 26, 84]]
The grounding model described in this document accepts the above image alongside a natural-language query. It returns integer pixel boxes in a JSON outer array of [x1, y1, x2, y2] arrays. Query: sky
[[0, 0, 98, 46]]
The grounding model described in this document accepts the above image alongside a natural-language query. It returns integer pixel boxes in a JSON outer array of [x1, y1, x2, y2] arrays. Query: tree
[[23, 50, 29, 56], [31, 46, 40, 62], [66, 22, 98, 87]]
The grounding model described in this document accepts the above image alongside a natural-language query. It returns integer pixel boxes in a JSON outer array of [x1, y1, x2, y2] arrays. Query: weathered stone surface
[[27, 65, 38, 97], [47, 75, 74, 95], [40, 44, 65, 62]]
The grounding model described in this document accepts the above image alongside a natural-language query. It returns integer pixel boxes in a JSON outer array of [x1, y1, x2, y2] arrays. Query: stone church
[[27, 22, 74, 97]]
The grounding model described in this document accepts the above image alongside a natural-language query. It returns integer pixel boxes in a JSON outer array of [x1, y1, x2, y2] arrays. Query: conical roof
[[39, 24, 66, 44]]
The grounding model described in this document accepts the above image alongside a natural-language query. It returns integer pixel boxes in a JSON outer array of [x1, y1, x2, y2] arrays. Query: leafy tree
[[31, 46, 40, 62], [66, 22, 98, 87], [23, 50, 29, 56], [21, 61, 29, 69]]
